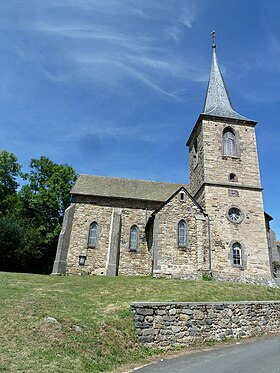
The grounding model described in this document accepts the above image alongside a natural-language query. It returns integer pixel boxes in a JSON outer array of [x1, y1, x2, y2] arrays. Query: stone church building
[[52, 42, 279, 286]]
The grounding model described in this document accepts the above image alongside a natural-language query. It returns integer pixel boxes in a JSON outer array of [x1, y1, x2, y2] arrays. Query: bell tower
[[187, 34, 273, 285]]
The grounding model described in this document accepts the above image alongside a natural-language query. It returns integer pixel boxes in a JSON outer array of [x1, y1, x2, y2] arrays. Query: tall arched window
[[232, 242, 242, 265], [129, 225, 138, 251], [193, 138, 198, 168], [178, 220, 187, 247], [88, 221, 98, 247], [223, 128, 237, 156]]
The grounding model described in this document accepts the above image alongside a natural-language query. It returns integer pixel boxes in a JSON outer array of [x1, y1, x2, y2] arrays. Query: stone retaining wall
[[130, 301, 280, 347]]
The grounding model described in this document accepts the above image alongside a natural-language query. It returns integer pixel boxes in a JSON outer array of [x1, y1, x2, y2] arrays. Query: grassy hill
[[1, 272, 280, 373]]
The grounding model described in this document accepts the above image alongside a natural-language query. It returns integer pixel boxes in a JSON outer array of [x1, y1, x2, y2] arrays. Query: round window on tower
[[227, 207, 244, 224]]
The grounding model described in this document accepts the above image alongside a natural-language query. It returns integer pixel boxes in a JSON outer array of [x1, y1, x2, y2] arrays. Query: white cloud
[[178, 3, 197, 27], [1, 1, 204, 98], [66, 119, 179, 145]]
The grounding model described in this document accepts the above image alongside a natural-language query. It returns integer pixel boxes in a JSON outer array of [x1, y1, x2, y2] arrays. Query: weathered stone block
[[137, 309, 154, 316], [163, 316, 176, 322], [142, 328, 157, 336], [169, 308, 177, 316], [193, 310, 204, 320], [182, 308, 193, 315], [171, 326, 181, 333], [179, 314, 190, 321], [139, 335, 154, 343]]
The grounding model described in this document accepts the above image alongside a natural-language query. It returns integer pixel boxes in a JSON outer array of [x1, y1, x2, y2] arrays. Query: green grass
[[0, 272, 280, 373]]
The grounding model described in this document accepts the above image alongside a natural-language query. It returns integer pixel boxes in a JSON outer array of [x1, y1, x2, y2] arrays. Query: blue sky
[[1, 1, 280, 236]]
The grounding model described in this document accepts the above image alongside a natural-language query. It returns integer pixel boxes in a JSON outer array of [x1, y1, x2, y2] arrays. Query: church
[[52, 39, 279, 286]]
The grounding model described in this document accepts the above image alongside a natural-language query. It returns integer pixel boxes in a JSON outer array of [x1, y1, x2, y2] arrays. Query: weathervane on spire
[[211, 30, 216, 49]]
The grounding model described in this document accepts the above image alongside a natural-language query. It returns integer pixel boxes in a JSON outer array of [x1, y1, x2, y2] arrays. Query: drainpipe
[[206, 214, 212, 276]]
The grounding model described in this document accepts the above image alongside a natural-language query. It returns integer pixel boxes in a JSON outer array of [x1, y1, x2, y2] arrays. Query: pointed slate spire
[[203, 33, 249, 121]]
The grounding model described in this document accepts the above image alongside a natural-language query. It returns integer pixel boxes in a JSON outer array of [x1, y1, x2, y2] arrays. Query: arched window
[[193, 138, 198, 169], [129, 225, 138, 251], [223, 128, 237, 156], [232, 242, 242, 266], [88, 222, 98, 247], [179, 191, 186, 202], [178, 220, 187, 247]]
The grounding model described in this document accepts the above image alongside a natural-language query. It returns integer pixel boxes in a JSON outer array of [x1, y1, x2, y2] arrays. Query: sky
[[0, 0, 280, 236]]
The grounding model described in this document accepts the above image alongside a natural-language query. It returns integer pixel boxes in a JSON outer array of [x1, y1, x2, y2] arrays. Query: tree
[[0, 213, 43, 272], [19, 156, 77, 273], [0, 152, 77, 274], [0, 150, 21, 213]]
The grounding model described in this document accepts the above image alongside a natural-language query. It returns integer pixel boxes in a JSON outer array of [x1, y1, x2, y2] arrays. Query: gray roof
[[203, 47, 251, 121], [72, 174, 188, 202]]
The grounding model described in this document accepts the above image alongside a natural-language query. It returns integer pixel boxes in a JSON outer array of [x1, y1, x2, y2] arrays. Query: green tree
[[0, 213, 43, 272], [0, 150, 21, 213], [19, 156, 77, 273]]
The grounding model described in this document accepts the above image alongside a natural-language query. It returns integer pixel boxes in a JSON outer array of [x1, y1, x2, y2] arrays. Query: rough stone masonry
[[130, 301, 280, 347]]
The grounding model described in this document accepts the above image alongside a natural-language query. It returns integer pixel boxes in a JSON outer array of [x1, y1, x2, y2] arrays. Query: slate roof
[[72, 174, 188, 202], [203, 46, 252, 121]]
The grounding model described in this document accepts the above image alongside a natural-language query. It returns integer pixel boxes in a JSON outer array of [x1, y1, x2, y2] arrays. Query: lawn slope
[[1, 272, 280, 373]]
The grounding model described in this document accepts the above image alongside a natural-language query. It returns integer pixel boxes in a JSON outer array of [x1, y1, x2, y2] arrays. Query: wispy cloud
[[178, 3, 197, 27], [4, 1, 204, 98], [243, 91, 280, 104], [67, 120, 178, 145]]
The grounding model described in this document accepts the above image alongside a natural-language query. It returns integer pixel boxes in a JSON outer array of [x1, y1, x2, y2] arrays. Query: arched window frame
[[193, 138, 198, 169], [232, 242, 242, 266], [129, 225, 139, 252], [178, 190, 186, 202], [229, 241, 246, 268], [178, 219, 189, 248], [87, 221, 98, 248], [223, 127, 238, 157]]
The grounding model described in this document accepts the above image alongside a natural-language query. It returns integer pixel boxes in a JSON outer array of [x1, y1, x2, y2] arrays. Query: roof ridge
[[78, 174, 187, 186], [72, 174, 189, 202]]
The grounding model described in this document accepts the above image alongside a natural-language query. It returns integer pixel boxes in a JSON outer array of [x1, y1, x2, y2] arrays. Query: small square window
[[229, 173, 238, 182], [78, 255, 86, 266]]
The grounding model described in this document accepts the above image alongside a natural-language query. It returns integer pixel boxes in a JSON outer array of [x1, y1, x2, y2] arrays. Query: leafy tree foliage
[[0, 151, 77, 274], [0, 213, 43, 272], [0, 150, 21, 213]]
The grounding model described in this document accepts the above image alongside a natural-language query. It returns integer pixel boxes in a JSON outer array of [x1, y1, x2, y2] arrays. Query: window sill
[[178, 246, 191, 250], [222, 155, 240, 160]]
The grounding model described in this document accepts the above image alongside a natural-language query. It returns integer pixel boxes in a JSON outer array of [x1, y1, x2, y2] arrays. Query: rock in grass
[[73, 325, 83, 333], [44, 316, 60, 324]]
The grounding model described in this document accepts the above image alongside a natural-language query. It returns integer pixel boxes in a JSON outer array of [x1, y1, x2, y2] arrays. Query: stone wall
[[65, 192, 210, 278], [188, 122, 205, 198], [66, 196, 159, 275], [202, 119, 261, 189], [118, 206, 152, 276], [268, 229, 280, 278], [187, 117, 273, 286], [205, 185, 273, 285], [131, 301, 280, 347], [152, 190, 208, 279]]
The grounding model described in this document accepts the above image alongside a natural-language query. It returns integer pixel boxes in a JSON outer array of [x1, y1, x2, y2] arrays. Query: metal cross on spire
[[211, 30, 216, 49]]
